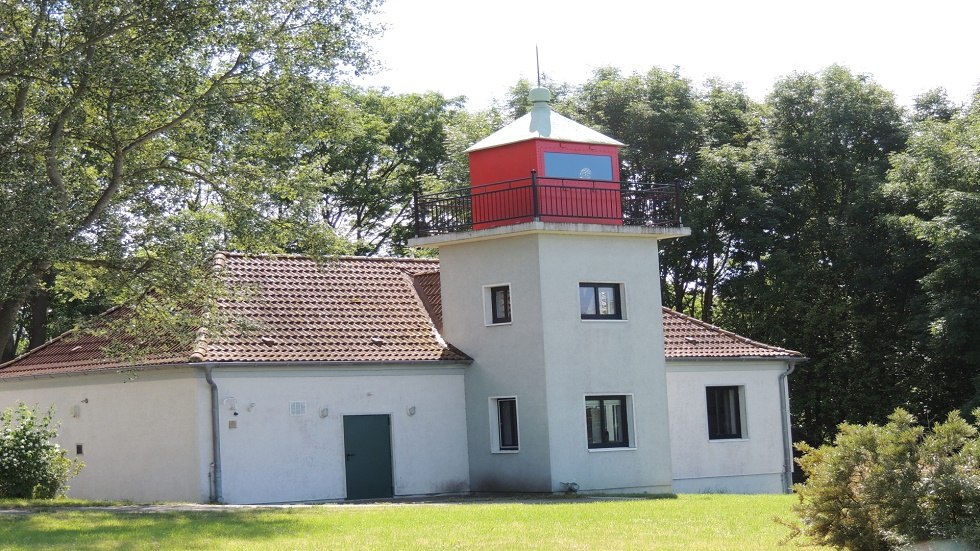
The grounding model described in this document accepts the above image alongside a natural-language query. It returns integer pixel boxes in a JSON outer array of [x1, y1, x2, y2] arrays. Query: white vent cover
[[289, 401, 307, 416]]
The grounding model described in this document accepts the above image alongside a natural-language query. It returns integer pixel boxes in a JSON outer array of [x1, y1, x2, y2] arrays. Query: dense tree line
[[2, 0, 977, 445], [534, 66, 979, 444]]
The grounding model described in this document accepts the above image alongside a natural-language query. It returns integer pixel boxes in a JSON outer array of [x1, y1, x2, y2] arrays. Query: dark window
[[490, 285, 511, 324], [497, 398, 519, 451], [579, 283, 622, 320], [706, 386, 743, 439], [585, 395, 629, 448], [543, 152, 614, 180]]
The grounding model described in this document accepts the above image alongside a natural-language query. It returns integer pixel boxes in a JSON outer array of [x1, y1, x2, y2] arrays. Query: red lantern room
[[465, 87, 626, 229]]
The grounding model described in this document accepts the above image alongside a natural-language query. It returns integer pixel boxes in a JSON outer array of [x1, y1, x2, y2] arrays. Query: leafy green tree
[[0, 0, 381, 358], [569, 67, 707, 313], [717, 66, 917, 443], [676, 81, 764, 322], [887, 90, 980, 413], [309, 87, 464, 254]]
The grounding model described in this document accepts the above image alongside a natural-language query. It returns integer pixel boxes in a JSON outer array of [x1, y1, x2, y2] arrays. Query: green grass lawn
[[0, 494, 828, 550]]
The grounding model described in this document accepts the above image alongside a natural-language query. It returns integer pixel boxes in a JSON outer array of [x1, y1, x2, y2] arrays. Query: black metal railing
[[413, 170, 683, 237]]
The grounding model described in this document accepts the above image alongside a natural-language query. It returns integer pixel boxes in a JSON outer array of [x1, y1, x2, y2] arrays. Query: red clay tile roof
[[0, 254, 469, 379], [200, 254, 467, 364], [0, 254, 800, 380], [662, 308, 803, 359], [0, 306, 191, 379]]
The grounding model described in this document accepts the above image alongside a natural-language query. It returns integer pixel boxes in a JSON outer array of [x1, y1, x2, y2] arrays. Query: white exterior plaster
[[439, 235, 553, 491], [0, 368, 210, 502], [437, 229, 674, 494], [210, 366, 469, 504], [665, 359, 791, 494]]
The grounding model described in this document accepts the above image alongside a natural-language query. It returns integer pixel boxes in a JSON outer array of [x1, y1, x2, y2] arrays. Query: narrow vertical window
[[706, 386, 744, 439], [490, 396, 519, 452], [579, 283, 622, 320], [490, 285, 511, 324], [585, 395, 630, 448], [497, 398, 518, 450]]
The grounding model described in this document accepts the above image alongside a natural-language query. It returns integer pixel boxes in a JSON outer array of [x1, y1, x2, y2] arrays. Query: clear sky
[[357, 0, 979, 111]]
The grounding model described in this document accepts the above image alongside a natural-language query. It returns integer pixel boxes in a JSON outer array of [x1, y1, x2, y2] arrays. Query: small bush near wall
[[0, 403, 83, 499], [787, 408, 980, 551]]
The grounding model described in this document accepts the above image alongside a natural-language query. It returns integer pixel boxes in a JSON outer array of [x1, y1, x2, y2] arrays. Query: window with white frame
[[579, 283, 622, 320], [490, 396, 519, 452], [484, 284, 512, 325], [706, 386, 746, 440], [585, 395, 631, 449]]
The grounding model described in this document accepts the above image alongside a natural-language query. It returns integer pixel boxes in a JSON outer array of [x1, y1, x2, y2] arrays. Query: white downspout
[[778, 360, 798, 493]]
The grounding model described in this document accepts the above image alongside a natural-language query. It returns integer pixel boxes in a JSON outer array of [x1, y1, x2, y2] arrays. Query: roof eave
[[666, 355, 808, 363], [188, 359, 473, 369], [0, 362, 194, 382]]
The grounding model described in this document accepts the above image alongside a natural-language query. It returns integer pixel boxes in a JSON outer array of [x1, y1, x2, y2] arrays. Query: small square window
[[585, 395, 630, 448], [490, 396, 519, 452], [706, 386, 745, 440], [579, 283, 622, 320], [484, 284, 512, 325]]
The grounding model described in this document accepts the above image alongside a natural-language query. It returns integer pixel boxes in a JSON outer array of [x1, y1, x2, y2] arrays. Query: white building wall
[[438, 226, 674, 494], [537, 233, 673, 493], [665, 360, 790, 494], [0, 368, 210, 503], [439, 234, 553, 492], [212, 366, 470, 504]]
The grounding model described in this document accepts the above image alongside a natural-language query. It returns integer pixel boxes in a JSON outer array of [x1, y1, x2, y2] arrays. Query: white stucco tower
[[410, 88, 690, 493]]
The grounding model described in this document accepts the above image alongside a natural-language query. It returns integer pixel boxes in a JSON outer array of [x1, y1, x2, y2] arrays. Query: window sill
[[485, 321, 513, 327], [708, 437, 749, 443], [491, 449, 520, 454], [579, 319, 628, 323], [587, 446, 636, 453]]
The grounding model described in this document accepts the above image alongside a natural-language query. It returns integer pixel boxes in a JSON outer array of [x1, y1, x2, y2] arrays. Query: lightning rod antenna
[[535, 45, 541, 87]]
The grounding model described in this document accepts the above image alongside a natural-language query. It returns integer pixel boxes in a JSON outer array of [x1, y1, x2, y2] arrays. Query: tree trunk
[[28, 271, 55, 351], [703, 253, 715, 323], [673, 274, 685, 314], [0, 265, 46, 359], [0, 298, 25, 363]]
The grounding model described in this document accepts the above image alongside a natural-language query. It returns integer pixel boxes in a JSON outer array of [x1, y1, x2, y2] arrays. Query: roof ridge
[[217, 251, 439, 264], [662, 307, 802, 356]]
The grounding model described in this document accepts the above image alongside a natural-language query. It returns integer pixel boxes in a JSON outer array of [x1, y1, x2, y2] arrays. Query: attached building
[[0, 87, 803, 502]]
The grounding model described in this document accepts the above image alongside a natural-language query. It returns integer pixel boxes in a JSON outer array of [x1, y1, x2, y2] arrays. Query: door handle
[[345, 453, 355, 461]]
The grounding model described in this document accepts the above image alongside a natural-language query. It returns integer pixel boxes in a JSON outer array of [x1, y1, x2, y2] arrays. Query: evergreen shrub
[[791, 408, 980, 550]]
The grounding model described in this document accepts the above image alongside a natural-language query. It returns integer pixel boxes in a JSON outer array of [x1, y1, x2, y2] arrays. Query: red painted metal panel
[[469, 139, 623, 229], [470, 141, 537, 230]]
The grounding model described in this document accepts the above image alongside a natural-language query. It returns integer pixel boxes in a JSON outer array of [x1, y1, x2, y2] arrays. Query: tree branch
[[74, 53, 249, 238]]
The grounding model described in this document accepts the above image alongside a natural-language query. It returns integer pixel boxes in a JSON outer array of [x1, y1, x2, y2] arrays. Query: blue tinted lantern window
[[543, 152, 613, 180]]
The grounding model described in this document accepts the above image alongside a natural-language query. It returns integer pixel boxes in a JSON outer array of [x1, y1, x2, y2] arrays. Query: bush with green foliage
[[791, 408, 980, 550], [0, 403, 83, 499]]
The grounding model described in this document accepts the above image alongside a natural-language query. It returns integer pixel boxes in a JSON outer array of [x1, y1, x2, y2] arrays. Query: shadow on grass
[[0, 510, 307, 550]]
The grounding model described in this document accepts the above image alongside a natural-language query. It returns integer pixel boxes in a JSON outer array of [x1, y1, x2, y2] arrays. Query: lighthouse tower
[[410, 88, 689, 493]]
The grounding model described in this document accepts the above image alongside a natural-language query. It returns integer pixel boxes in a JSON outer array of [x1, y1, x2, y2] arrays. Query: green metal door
[[343, 414, 393, 500]]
